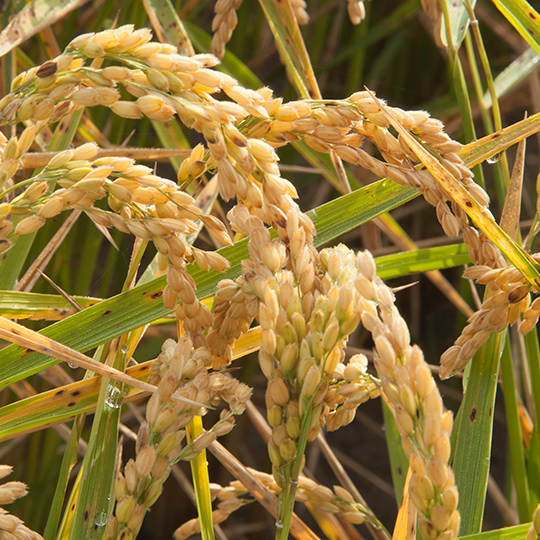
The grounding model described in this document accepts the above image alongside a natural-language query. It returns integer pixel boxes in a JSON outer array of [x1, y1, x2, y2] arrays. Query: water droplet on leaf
[[104, 385, 122, 409], [94, 512, 107, 527]]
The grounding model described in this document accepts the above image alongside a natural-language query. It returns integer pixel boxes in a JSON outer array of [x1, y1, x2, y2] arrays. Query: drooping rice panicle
[[210, 0, 244, 59], [352, 248, 460, 540], [104, 337, 251, 540], [440, 260, 540, 378]]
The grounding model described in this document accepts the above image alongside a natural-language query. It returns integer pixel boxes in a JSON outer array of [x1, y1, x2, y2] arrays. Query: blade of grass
[[0, 230, 37, 289], [523, 330, 540, 508], [459, 522, 533, 540], [459, 112, 540, 167], [142, 0, 195, 56], [491, 0, 540, 56], [452, 332, 503, 535], [382, 402, 409, 505], [527, 428, 540, 510], [0, 316, 152, 393], [67, 344, 121, 540], [186, 416, 215, 540], [523, 330, 540, 442], [482, 48, 540, 107], [257, 0, 319, 100], [392, 466, 416, 540], [0, 0, 90, 57], [375, 243, 470, 279], [56, 461, 80, 539], [499, 135, 526, 239], [499, 338, 531, 521], [43, 414, 86, 540]]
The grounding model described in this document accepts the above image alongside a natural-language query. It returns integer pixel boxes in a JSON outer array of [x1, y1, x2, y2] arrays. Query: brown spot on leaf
[[151, 291, 163, 299], [67, 402, 76, 407], [469, 406, 477, 422], [101, 310, 112, 317]]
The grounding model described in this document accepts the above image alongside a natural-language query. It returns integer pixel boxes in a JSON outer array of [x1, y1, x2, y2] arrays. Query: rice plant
[[0, 1, 540, 540]]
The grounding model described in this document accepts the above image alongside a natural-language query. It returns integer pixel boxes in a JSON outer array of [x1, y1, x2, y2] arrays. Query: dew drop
[[483, 457, 490, 466], [121, 344, 129, 355], [104, 385, 122, 409], [94, 512, 107, 527], [487, 153, 501, 164], [275, 519, 284, 530], [68, 363, 77, 369]]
